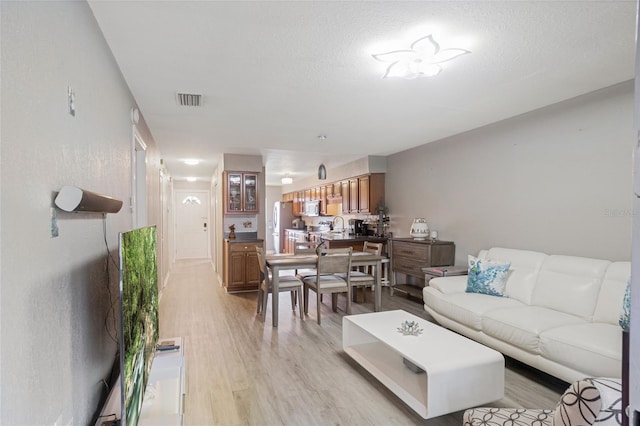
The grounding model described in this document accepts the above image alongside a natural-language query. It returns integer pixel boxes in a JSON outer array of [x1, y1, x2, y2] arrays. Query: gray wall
[[1, 2, 161, 423], [387, 81, 633, 264]]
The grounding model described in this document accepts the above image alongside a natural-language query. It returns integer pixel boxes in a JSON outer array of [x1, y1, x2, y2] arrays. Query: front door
[[175, 189, 210, 259]]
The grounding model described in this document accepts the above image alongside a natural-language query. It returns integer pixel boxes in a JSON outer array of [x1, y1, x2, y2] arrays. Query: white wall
[[1, 2, 161, 423], [387, 81, 633, 264]]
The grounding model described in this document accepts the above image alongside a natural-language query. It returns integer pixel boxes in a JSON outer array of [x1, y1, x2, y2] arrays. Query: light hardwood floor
[[159, 259, 568, 425]]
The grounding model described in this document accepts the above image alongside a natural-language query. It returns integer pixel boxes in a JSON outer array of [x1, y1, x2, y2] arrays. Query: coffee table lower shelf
[[343, 310, 504, 419], [345, 341, 428, 416]]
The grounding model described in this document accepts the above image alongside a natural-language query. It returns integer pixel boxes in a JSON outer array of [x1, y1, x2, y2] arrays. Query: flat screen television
[[118, 225, 159, 426]]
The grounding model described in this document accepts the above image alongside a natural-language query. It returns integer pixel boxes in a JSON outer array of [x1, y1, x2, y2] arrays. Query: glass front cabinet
[[224, 171, 259, 214]]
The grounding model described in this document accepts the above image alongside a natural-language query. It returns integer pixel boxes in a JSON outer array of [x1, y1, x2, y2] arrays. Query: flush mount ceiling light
[[183, 159, 200, 166], [186, 177, 197, 182], [372, 34, 470, 79], [281, 175, 293, 185]]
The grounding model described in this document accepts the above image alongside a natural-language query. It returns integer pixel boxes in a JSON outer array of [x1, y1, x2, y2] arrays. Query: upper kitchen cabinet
[[341, 180, 350, 214], [224, 171, 259, 214], [345, 173, 385, 214], [282, 173, 385, 216]]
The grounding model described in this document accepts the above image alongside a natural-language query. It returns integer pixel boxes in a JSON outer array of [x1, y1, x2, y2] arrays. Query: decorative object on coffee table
[[397, 320, 423, 336]]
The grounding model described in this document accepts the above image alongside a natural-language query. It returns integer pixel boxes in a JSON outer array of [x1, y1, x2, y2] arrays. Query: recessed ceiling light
[[183, 159, 200, 166], [186, 177, 197, 182]]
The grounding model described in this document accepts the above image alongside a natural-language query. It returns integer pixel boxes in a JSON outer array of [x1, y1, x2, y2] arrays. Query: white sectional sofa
[[422, 247, 629, 384]]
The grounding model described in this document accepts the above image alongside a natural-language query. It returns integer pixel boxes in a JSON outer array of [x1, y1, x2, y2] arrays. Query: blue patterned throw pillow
[[466, 255, 511, 297], [619, 280, 631, 332]]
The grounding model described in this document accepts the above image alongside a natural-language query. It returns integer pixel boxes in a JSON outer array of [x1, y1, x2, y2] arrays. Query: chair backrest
[[316, 247, 352, 275], [363, 241, 383, 256], [255, 247, 270, 287]]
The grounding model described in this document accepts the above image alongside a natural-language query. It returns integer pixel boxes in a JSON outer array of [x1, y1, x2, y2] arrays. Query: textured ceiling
[[88, 1, 636, 186]]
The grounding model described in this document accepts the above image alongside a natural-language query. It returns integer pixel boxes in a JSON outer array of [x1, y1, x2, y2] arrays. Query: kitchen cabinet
[[223, 239, 263, 292], [390, 238, 455, 299], [341, 180, 350, 214], [320, 186, 327, 215], [342, 174, 385, 214], [282, 192, 294, 202], [282, 173, 385, 216], [349, 179, 359, 213], [284, 230, 298, 254], [292, 192, 302, 216], [357, 174, 385, 214], [333, 182, 342, 197], [224, 171, 259, 214]]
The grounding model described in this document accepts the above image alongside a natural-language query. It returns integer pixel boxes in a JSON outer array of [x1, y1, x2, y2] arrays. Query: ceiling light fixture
[[318, 164, 327, 180], [281, 175, 293, 185], [183, 159, 200, 166], [372, 34, 470, 79], [186, 177, 197, 182]]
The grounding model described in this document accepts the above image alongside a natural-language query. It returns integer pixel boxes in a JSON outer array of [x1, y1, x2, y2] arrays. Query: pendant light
[[318, 163, 327, 180]]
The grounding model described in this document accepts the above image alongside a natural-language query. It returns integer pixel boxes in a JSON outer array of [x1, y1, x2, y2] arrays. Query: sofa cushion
[[540, 323, 622, 378], [485, 248, 547, 304], [423, 289, 523, 331], [532, 255, 610, 320], [482, 306, 586, 354], [466, 255, 511, 297], [429, 275, 468, 294], [593, 261, 630, 325]]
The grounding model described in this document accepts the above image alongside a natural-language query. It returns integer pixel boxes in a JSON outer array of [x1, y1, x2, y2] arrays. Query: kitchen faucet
[[332, 216, 345, 232]]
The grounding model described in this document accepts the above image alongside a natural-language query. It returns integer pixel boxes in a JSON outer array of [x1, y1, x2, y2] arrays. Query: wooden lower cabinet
[[224, 239, 263, 292], [391, 238, 455, 298]]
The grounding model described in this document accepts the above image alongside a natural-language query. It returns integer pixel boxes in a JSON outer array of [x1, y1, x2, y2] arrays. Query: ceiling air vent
[[176, 93, 203, 107]]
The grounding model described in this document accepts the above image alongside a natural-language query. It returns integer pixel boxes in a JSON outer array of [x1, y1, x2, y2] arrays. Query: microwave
[[304, 200, 321, 216]]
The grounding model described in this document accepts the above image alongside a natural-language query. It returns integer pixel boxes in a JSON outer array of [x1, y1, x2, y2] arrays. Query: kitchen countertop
[[320, 233, 387, 241], [224, 237, 264, 243], [285, 229, 387, 241]]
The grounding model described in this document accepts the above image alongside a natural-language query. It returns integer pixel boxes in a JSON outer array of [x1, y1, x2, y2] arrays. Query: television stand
[[95, 337, 186, 426]]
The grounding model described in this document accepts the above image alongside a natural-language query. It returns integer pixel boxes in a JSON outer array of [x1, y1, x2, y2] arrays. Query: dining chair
[[302, 247, 353, 325], [256, 247, 304, 322], [294, 241, 319, 279], [339, 241, 383, 304]]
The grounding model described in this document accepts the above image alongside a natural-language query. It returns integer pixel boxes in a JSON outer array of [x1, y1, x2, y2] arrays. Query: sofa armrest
[[553, 378, 622, 425], [428, 275, 468, 294], [463, 407, 553, 426], [463, 378, 622, 426]]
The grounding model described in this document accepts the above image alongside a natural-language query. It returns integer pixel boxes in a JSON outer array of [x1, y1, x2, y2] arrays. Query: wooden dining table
[[265, 252, 385, 327]]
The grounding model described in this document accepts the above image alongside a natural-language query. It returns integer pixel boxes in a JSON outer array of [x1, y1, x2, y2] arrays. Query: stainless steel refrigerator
[[273, 201, 296, 254]]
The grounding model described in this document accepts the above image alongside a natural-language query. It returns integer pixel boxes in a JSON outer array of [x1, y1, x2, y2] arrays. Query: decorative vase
[[410, 218, 429, 240]]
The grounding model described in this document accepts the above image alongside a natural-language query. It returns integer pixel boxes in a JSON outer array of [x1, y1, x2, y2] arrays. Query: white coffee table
[[343, 310, 504, 419]]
